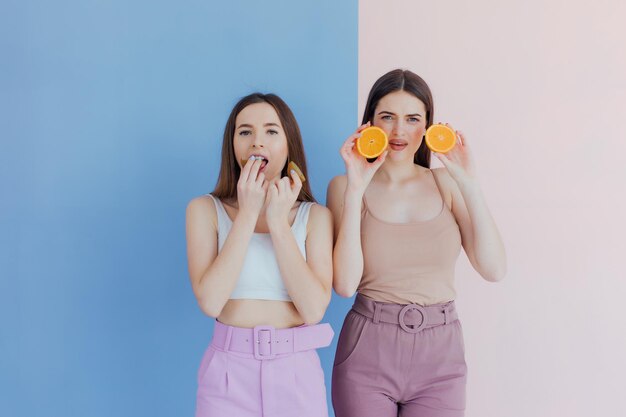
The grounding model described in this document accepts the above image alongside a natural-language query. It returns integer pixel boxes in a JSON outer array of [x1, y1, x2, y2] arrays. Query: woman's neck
[[375, 158, 426, 184]]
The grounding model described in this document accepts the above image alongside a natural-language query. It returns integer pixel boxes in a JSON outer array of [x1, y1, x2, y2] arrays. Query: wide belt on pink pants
[[352, 293, 458, 333], [212, 320, 334, 360]]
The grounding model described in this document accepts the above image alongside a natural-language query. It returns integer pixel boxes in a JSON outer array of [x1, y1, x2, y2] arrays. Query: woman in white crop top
[[186, 93, 334, 417]]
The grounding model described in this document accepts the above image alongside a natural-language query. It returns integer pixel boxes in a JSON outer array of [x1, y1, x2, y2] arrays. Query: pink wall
[[359, 1, 626, 416]]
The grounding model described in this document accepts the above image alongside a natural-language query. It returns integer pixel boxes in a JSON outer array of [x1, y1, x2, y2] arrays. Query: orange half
[[357, 126, 388, 159], [424, 124, 456, 153]]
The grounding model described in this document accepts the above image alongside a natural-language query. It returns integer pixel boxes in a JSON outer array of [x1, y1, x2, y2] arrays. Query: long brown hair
[[212, 93, 315, 202], [362, 69, 435, 168]]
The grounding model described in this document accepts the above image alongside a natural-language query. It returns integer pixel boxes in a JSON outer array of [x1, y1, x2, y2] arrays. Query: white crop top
[[208, 194, 314, 302]]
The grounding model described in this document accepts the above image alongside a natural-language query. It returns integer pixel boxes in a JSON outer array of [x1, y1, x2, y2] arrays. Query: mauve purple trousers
[[332, 298, 467, 417]]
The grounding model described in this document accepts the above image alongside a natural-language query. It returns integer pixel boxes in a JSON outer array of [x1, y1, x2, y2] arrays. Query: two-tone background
[[2, 1, 625, 416]]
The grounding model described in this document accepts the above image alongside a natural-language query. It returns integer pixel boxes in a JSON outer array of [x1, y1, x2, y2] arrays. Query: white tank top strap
[[292, 201, 314, 239], [206, 193, 223, 213], [206, 194, 231, 244]]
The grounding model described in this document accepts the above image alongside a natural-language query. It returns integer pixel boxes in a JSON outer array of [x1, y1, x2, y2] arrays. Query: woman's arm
[[266, 173, 333, 324], [326, 175, 366, 297], [327, 124, 388, 297], [454, 179, 507, 281], [186, 159, 267, 317], [269, 200, 333, 324], [433, 128, 507, 282]]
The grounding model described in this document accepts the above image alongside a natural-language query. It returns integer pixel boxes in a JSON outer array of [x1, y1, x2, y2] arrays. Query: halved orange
[[288, 161, 306, 183], [424, 124, 456, 153], [357, 126, 388, 158]]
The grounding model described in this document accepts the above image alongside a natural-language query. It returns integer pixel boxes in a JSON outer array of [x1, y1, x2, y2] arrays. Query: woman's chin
[[387, 150, 412, 163]]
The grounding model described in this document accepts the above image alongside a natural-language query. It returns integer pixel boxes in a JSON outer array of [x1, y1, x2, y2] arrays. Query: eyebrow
[[378, 111, 423, 118], [236, 122, 281, 129]]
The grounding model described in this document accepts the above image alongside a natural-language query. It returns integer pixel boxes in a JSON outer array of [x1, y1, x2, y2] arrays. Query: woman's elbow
[[301, 311, 325, 325], [482, 263, 507, 282], [333, 280, 357, 298], [197, 296, 224, 318], [332, 265, 359, 297], [300, 305, 326, 325], [301, 293, 331, 325]]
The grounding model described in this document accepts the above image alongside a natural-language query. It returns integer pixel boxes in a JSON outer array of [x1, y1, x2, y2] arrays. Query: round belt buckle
[[398, 304, 427, 333]]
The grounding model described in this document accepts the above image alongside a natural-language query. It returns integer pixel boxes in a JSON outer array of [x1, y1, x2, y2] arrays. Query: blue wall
[[1, 1, 357, 416]]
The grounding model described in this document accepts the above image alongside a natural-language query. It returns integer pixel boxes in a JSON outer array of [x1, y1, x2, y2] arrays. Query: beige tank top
[[358, 171, 462, 306]]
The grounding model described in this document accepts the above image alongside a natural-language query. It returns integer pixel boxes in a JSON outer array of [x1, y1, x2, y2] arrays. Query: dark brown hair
[[362, 69, 435, 168], [212, 93, 315, 202]]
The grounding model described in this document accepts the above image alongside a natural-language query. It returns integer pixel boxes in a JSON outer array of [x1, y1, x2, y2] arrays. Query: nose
[[391, 119, 406, 137], [251, 133, 265, 148]]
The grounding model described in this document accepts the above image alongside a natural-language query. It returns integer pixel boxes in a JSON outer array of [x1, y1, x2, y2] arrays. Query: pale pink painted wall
[[359, 1, 626, 416]]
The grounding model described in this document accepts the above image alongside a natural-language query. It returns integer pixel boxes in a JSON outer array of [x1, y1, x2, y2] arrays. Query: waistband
[[352, 293, 458, 333], [211, 320, 334, 360]]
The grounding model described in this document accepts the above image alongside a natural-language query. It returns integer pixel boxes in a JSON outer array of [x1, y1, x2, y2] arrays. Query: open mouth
[[242, 155, 269, 171]]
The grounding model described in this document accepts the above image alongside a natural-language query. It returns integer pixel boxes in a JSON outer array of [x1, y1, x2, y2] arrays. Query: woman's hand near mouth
[[265, 169, 303, 230], [236, 156, 268, 220]]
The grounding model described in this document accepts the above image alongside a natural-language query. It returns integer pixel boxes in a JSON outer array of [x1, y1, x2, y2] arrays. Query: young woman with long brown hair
[[186, 93, 334, 417], [328, 69, 507, 417]]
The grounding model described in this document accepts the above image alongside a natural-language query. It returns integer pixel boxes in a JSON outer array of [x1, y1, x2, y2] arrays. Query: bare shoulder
[[307, 202, 332, 228], [327, 174, 348, 194], [431, 167, 451, 182], [431, 168, 458, 190], [309, 202, 332, 222], [431, 168, 457, 206], [327, 175, 347, 204], [186, 194, 218, 230], [306, 203, 333, 241]]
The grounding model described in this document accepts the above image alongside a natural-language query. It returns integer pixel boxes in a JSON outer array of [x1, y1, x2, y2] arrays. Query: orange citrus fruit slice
[[424, 124, 456, 153], [356, 126, 388, 158], [288, 161, 306, 183]]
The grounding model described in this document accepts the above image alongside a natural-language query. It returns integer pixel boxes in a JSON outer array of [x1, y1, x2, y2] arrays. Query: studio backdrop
[[2, 1, 625, 416]]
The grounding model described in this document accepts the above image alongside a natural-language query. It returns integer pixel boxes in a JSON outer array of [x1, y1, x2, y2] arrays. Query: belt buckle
[[398, 304, 427, 333], [253, 325, 276, 360]]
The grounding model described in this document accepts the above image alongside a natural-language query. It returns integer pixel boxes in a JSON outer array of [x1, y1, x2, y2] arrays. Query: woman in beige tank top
[[327, 69, 507, 417]]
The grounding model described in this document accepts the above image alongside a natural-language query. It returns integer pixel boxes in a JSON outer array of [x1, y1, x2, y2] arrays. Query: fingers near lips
[[248, 158, 262, 181]]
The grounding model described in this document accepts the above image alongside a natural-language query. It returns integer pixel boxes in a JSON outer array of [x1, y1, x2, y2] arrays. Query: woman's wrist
[[457, 177, 481, 194], [345, 184, 365, 201], [235, 207, 259, 228], [267, 216, 290, 234]]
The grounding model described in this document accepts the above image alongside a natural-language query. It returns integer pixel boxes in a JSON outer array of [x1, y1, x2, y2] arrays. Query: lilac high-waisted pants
[[196, 320, 334, 417]]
